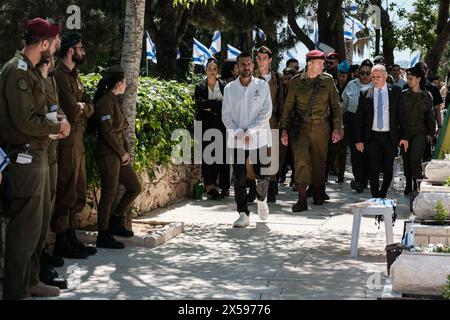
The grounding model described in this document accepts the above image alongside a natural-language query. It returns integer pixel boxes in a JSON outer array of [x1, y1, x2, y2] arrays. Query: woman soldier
[[93, 66, 141, 249], [402, 64, 435, 195]]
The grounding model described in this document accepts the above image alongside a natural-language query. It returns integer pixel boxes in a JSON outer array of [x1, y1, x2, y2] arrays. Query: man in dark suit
[[354, 65, 408, 198]]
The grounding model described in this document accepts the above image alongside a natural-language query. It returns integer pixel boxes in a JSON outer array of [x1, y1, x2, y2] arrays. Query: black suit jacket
[[194, 79, 226, 130], [354, 84, 406, 146]]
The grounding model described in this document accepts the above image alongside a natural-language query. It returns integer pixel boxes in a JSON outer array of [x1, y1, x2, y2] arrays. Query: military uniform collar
[[59, 62, 79, 76], [107, 90, 121, 103], [15, 51, 34, 70]]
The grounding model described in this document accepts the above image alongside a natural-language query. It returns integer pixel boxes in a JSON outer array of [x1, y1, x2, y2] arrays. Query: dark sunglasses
[[359, 71, 371, 76]]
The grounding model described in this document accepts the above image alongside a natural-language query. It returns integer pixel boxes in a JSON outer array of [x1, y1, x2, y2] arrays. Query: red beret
[[26, 18, 61, 38], [306, 50, 325, 61], [326, 52, 339, 60]]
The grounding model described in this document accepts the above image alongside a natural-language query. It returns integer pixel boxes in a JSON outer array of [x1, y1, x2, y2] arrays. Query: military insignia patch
[[101, 115, 111, 121], [17, 78, 29, 91], [18, 59, 28, 71]]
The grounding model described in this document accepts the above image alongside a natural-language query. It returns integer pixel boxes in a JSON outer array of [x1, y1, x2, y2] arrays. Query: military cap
[[360, 59, 373, 68], [373, 55, 385, 65], [326, 52, 339, 60], [306, 50, 325, 61], [26, 17, 61, 38], [61, 32, 82, 50]]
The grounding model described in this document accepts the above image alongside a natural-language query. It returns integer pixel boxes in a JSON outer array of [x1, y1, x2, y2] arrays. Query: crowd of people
[[194, 46, 447, 228], [0, 17, 448, 300], [0, 18, 141, 300]]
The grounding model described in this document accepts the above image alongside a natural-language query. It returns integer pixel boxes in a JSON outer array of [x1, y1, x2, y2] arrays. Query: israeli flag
[[344, 16, 366, 41], [306, 5, 315, 19], [349, 1, 357, 15], [0, 147, 9, 172], [253, 27, 266, 44], [193, 38, 213, 66], [410, 51, 421, 68], [227, 44, 241, 60], [287, 50, 296, 60], [146, 31, 157, 64], [209, 30, 222, 55]]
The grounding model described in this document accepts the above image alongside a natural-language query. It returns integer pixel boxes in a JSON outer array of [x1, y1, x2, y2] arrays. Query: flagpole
[[146, 58, 149, 77]]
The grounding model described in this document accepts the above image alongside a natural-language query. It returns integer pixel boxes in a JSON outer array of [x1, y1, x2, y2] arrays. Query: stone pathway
[[41, 162, 411, 300]]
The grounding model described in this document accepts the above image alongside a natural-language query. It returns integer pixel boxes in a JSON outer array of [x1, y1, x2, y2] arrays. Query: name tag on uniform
[[101, 115, 111, 121], [16, 153, 33, 165]]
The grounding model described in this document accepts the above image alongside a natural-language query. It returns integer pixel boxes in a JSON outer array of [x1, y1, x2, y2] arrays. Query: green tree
[[394, 0, 449, 76]]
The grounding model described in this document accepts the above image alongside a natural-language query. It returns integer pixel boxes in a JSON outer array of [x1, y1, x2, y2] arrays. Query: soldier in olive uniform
[[53, 33, 96, 259], [36, 56, 69, 289], [253, 46, 285, 203], [402, 64, 435, 195], [281, 50, 343, 212], [0, 18, 70, 300], [92, 67, 141, 249]]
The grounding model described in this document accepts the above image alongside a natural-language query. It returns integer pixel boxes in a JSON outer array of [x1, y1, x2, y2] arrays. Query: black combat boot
[[96, 231, 125, 249], [247, 179, 256, 203], [312, 185, 324, 205], [39, 253, 68, 290], [67, 229, 97, 256], [267, 181, 277, 203], [109, 215, 134, 238], [321, 184, 330, 201], [53, 231, 89, 259], [292, 185, 308, 212]]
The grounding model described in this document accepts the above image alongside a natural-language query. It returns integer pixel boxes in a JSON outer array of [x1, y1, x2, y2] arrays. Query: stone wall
[[72, 164, 202, 229]]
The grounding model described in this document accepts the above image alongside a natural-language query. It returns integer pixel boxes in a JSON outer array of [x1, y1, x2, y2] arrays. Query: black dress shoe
[[40, 265, 68, 290], [350, 181, 364, 193], [220, 189, 230, 197], [206, 188, 221, 200]]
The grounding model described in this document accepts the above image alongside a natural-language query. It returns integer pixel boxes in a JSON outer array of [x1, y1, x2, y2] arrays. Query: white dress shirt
[[222, 76, 272, 150], [372, 83, 390, 132], [208, 81, 223, 101]]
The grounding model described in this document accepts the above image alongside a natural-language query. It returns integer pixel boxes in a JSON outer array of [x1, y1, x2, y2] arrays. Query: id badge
[[16, 153, 33, 164]]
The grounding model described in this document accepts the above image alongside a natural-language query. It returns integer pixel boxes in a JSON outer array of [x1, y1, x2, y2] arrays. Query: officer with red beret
[[0, 17, 70, 299]]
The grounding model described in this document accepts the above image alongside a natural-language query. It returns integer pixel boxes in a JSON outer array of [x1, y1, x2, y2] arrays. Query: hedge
[[80, 74, 197, 187]]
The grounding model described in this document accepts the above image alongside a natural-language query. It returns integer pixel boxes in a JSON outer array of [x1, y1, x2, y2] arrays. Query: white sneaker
[[257, 200, 269, 221], [233, 212, 250, 228]]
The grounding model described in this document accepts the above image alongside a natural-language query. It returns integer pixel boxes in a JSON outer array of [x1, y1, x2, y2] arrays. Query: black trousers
[[366, 131, 397, 198], [345, 112, 368, 185], [232, 147, 270, 214], [201, 128, 231, 191]]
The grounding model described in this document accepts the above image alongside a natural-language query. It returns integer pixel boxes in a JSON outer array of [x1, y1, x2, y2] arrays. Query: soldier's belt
[[305, 118, 328, 125], [7, 141, 49, 151]]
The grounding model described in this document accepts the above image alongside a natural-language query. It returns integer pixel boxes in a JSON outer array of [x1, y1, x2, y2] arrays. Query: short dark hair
[[236, 52, 252, 63], [392, 64, 401, 70], [24, 33, 51, 46], [220, 59, 237, 80], [206, 57, 218, 68], [286, 58, 299, 68], [257, 46, 272, 59]]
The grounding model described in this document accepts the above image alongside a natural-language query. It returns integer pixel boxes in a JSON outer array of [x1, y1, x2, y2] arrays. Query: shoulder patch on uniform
[[17, 78, 29, 91], [50, 105, 59, 112], [402, 88, 409, 93], [101, 115, 111, 121], [17, 59, 28, 71]]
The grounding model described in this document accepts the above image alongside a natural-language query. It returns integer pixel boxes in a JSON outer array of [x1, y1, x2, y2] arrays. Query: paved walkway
[[45, 160, 411, 300]]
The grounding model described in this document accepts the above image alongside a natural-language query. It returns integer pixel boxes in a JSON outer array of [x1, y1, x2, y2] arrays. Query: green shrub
[[435, 201, 449, 222], [444, 176, 450, 187], [444, 275, 450, 300], [81, 74, 196, 187]]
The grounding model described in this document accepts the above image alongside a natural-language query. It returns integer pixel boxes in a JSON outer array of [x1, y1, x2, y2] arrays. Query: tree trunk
[[286, 0, 315, 50], [372, 0, 395, 66], [317, 0, 346, 58], [425, 21, 450, 76], [121, 0, 146, 157]]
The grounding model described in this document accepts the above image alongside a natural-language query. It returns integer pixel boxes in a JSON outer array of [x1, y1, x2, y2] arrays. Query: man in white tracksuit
[[222, 52, 273, 228]]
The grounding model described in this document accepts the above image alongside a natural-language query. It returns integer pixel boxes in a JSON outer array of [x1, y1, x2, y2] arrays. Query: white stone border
[[75, 222, 184, 248]]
